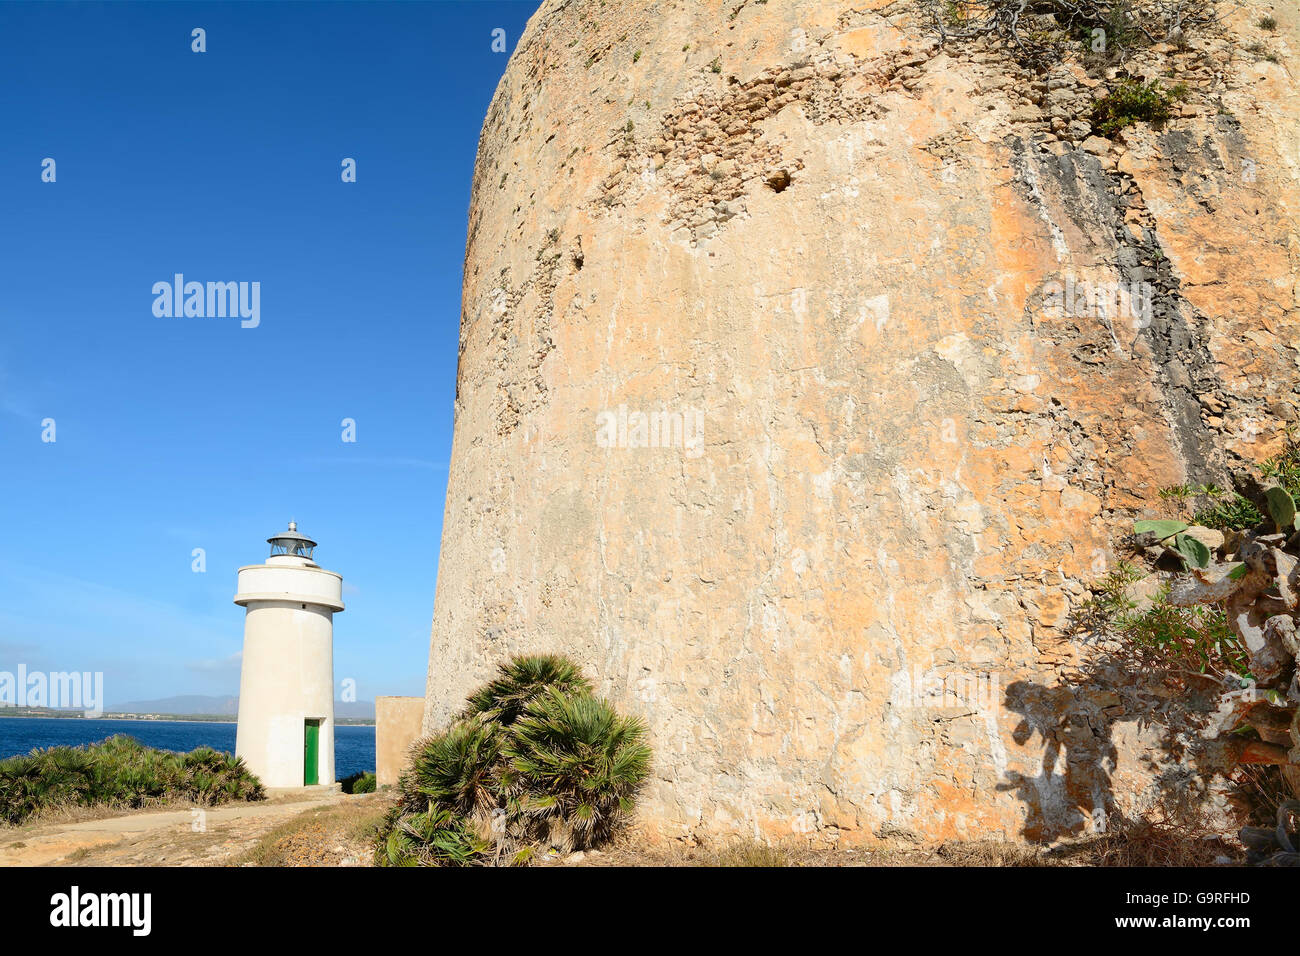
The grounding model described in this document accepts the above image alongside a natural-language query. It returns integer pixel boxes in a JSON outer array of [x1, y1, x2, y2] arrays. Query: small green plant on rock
[[1091, 79, 1185, 137], [1192, 437, 1300, 533], [1245, 41, 1278, 63], [1194, 493, 1263, 532]]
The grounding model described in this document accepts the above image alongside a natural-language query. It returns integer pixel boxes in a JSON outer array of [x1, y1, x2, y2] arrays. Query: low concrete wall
[[375, 696, 425, 788]]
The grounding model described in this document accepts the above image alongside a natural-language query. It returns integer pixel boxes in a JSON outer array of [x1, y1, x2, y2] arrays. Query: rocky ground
[[0, 789, 1241, 867], [0, 790, 387, 867], [549, 820, 1237, 868]]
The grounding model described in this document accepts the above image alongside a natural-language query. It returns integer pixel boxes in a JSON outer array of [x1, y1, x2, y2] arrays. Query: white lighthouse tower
[[234, 522, 344, 789]]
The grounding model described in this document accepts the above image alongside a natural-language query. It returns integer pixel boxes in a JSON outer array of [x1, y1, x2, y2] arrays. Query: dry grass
[[565, 831, 1053, 867], [698, 839, 792, 867], [231, 793, 390, 867], [5, 799, 193, 831], [230, 796, 1239, 868], [232, 803, 1242, 867], [563, 818, 1240, 867], [935, 840, 1050, 866], [1050, 818, 1232, 867]]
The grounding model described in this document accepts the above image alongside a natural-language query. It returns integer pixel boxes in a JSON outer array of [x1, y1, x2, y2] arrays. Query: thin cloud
[[186, 652, 242, 676]]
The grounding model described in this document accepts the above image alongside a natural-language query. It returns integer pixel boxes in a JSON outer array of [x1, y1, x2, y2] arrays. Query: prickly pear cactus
[[1152, 498, 1300, 859], [1240, 801, 1300, 866]]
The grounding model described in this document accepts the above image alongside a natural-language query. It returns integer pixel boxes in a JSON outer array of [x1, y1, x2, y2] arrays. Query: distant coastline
[[0, 707, 375, 726], [0, 715, 376, 778]]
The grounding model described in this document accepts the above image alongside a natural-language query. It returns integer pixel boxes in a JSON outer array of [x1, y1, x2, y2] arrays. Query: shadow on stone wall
[[996, 648, 1225, 843]]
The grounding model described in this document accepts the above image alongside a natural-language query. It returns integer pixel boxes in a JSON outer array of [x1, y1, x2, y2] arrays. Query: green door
[[304, 720, 320, 786]]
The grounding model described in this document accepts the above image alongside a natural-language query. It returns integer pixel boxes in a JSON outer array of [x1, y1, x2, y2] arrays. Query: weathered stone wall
[[425, 0, 1300, 843], [375, 695, 425, 788]]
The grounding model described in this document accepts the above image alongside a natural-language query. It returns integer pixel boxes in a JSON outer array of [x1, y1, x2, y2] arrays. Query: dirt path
[[0, 790, 351, 866]]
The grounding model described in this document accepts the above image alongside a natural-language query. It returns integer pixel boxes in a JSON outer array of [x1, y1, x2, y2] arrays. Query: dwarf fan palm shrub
[[461, 654, 592, 726], [374, 654, 650, 865], [0, 736, 263, 825], [0, 755, 58, 824], [372, 736, 499, 866], [375, 806, 489, 866], [410, 720, 503, 818], [178, 746, 262, 804], [504, 689, 651, 851]]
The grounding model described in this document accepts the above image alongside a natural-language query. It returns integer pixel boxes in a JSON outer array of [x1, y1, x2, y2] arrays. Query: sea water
[[0, 716, 375, 779]]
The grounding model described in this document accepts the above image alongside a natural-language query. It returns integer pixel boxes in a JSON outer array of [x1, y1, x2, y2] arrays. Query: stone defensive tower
[[425, 0, 1300, 842]]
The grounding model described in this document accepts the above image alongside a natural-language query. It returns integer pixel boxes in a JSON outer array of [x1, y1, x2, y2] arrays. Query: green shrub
[[180, 745, 264, 803], [1193, 493, 1262, 532], [1118, 593, 1247, 679], [461, 654, 591, 726], [375, 655, 650, 866], [1086, 435, 1300, 681], [0, 735, 263, 826], [410, 720, 503, 817], [340, 770, 377, 794], [504, 689, 651, 851], [1192, 439, 1300, 531], [1076, 563, 1248, 680], [1259, 438, 1300, 496], [375, 806, 489, 866], [1091, 79, 1184, 137], [1088, 426, 1300, 835]]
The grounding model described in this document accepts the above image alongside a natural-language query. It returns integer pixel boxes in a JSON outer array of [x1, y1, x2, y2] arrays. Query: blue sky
[[0, 0, 542, 705]]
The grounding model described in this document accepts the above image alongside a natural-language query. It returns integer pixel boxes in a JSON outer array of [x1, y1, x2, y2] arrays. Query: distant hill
[[109, 695, 375, 720], [335, 699, 376, 720], [110, 695, 238, 716]]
